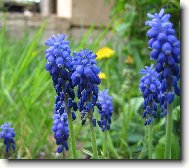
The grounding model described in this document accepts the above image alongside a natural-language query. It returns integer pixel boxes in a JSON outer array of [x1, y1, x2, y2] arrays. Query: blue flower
[[71, 49, 101, 125], [45, 34, 72, 72], [45, 34, 74, 97], [145, 9, 180, 117], [139, 65, 161, 125], [97, 90, 113, 131], [0, 122, 15, 152], [71, 49, 101, 87], [52, 113, 69, 153], [45, 34, 80, 153], [52, 95, 69, 153]]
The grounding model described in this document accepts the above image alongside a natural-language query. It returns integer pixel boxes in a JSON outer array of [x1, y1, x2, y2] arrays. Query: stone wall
[[0, 0, 114, 46], [72, 0, 112, 27]]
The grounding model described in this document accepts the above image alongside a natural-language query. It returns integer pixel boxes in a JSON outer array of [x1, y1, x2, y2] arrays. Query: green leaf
[[107, 132, 120, 158], [173, 105, 180, 121], [155, 133, 180, 159]]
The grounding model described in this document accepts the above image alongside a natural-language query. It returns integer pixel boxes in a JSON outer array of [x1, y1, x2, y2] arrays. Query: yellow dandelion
[[96, 47, 115, 60], [98, 72, 107, 79], [125, 55, 134, 64]]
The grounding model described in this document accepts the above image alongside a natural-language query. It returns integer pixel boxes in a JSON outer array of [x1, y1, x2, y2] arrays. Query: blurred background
[[0, 0, 180, 159], [0, 0, 113, 44]]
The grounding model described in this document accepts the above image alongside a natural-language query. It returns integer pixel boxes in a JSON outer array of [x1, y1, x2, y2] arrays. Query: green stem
[[148, 123, 153, 159], [67, 110, 77, 159], [63, 150, 65, 159], [103, 130, 107, 159], [87, 93, 98, 159], [65, 96, 77, 159], [138, 141, 146, 159], [88, 110, 98, 159], [164, 103, 173, 159]]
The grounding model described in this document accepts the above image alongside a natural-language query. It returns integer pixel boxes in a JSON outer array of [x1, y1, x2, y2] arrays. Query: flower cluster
[[45, 34, 72, 71], [45, 34, 74, 97], [71, 49, 101, 125], [145, 8, 180, 117], [139, 65, 161, 125], [52, 95, 69, 153], [97, 90, 113, 131], [45, 35, 114, 156], [0, 122, 15, 152], [45, 34, 77, 153]]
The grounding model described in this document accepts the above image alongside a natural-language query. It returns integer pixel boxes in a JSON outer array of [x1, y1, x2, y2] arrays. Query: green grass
[[0, 20, 55, 159]]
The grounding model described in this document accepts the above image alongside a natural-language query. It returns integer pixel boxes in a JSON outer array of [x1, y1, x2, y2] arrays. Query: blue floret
[[139, 65, 161, 125], [0, 122, 16, 152], [97, 90, 113, 131]]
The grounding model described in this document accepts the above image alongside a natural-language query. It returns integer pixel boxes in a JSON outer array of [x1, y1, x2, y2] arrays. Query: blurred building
[[0, 0, 113, 44]]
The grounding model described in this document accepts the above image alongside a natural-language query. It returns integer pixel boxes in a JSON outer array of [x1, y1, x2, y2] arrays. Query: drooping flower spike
[[0, 122, 15, 152], [52, 95, 69, 153], [45, 34, 77, 154], [139, 65, 161, 125], [97, 89, 113, 131], [70, 49, 101, 159], [145, 8, 180, 117], [71, 49, 101, 126]]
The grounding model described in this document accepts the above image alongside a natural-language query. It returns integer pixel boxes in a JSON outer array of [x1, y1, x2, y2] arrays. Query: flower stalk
[[97, 89, 113, 159], [145, 9, 180, 160], [87, 94, 98, 159], [71, 49, 102, 159], [148, 123, 153, 159], [65, 95, 77, 159], [164, 103, 173, 159], [103, 130, 107, 159], [89, 114, 98, 159]]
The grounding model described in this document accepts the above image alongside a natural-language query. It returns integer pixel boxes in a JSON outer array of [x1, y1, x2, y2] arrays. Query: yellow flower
[[98, 72, 107, 79], [125, 55, 134, 64], [96, 47, 115, 60]]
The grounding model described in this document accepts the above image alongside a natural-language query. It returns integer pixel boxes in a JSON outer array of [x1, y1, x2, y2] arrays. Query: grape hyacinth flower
[[45, 34, 77, 158], [139, 65, 161, 159], [139, 65, 161, 125], [52, 95, 70, 153], [145, 8, 180, 159], [52, 113, 69, 153], [45, 34, 77, 120], [71, 49, 101, 125], [97, 90, 113, 131], [45, 34, 75, 99], [145, 8, 180, 117], [71, 49, 101, 159], [97, 89, 113, 159], [0, 122, 15, 153]]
